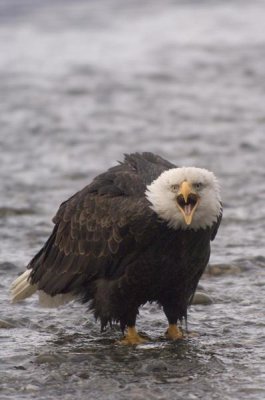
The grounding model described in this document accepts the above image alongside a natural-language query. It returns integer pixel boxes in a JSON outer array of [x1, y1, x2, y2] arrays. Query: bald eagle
[[11, 152, 222, 344]]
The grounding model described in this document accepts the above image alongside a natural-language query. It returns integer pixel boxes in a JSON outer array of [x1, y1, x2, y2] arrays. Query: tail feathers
[[10, 269, 37, 303], [38, 291, 75, 307]]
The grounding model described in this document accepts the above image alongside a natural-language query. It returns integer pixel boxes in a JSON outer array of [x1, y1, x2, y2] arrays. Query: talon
[[118, 327, 148, 345], [166, 324, 185, 340]]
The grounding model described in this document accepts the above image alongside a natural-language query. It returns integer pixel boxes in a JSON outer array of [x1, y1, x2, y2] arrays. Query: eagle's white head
[[145, 167, 222, 230]]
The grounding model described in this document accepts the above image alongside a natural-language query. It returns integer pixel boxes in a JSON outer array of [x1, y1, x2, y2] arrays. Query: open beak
[[176, 181, 200, 225]]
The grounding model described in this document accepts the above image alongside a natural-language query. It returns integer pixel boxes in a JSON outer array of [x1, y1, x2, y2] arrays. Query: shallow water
[[1, 0, 265, 399]]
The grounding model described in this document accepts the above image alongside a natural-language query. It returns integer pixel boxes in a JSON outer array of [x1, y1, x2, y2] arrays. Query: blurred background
[[1, 0, 265, 263], [0, 1, 265, 399]]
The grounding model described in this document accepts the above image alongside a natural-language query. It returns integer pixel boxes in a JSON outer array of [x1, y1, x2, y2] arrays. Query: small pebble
[[205, 263, 242, 276], [35, 353, 66, 365], [0, 319, 15, 329], [140, 360, 168, 373], [23, 384, 40, 392], [0, 262, 18, 271], [192, 292, 213, 305]]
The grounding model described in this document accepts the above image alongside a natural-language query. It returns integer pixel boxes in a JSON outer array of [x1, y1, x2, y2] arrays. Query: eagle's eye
[[171, 184, 179, 192], [193, 182, 203, 190]]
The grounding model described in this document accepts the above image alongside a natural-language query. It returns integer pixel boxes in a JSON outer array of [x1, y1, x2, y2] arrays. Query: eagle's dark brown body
[[90, 225, 212, 332], [27, 153, 221, 333]]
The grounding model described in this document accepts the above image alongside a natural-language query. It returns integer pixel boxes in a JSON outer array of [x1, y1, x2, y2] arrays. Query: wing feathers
[[108, 237, 120, 254], [27, 152, 169, 296]]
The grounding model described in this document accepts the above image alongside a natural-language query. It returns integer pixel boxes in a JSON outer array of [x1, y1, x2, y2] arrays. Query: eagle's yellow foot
[[165, 324, 185, 340], [118, 327, 148, 345]]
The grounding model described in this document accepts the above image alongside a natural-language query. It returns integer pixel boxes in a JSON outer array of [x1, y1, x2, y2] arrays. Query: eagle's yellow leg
[[166, 324, 185, 340], [119, 327, 147, 345]]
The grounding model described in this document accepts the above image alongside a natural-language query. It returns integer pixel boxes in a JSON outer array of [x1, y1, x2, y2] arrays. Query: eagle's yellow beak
[[176, 181, 200, 225]]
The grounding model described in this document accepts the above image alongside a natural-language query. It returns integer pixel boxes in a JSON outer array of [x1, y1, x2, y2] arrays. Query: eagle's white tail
[[11, 270, 75, 307], [38, 291, 75, 307], [10, 269, 37, 303]]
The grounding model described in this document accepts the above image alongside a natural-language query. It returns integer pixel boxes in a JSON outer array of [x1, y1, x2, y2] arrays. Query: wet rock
[[192, 292, 213, 305], [35, 353, 66, 365], [165, 376, 193, 384], [0, 207, 35, 217], [140, 360, 168, 374], [235, 256, 265, 270], [77, 371, 90, 380], [14, 365, 26, 370], [0, 262, 18, 271], [254, 255, 265, 267], [22, 384, 40, 392], [0, 319, 15, 329], [205, 263, 242, 276]]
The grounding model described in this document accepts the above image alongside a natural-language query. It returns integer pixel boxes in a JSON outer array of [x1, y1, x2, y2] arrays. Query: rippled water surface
[[1, 0, 265, 399]]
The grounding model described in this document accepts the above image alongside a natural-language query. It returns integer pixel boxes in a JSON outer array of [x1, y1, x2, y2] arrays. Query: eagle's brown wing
[[28, 152, 175, 297], [28, 187, 156, 297]]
